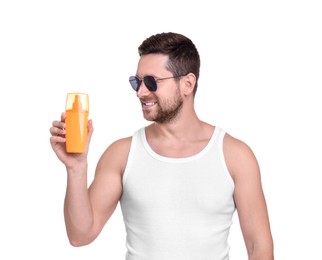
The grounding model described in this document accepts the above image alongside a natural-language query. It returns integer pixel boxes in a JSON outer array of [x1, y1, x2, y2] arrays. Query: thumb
[[85, 119, 94, 152]]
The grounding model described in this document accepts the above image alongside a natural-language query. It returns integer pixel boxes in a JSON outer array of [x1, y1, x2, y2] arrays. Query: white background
[[1, 0, 321, 259]]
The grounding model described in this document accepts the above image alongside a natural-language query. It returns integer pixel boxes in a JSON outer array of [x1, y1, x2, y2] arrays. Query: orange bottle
[[65, 93, 89, 153]]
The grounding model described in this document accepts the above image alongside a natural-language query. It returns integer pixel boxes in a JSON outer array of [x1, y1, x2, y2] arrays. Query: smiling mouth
[[141, 101, 157, 111], [142, 101, 156, 106]]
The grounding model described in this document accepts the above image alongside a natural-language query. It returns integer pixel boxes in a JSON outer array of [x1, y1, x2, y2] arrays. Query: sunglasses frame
[[129, 75, 184, 92]]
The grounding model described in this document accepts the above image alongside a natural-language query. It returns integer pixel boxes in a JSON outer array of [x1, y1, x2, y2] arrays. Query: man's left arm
[[224, 134, 274, 260]]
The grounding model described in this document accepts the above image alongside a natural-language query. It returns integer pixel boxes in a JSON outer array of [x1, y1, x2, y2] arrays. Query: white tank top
[[120, 126, 235, 260]]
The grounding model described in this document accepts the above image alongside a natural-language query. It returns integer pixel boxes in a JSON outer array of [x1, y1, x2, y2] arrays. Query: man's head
[[138, 32, 200, 96]]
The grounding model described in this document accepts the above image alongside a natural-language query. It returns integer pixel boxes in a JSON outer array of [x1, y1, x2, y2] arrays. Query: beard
[[143, 88, 183, 123]]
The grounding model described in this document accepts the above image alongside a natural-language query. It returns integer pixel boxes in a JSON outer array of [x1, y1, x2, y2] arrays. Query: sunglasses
[[129, 75, 184, 92]]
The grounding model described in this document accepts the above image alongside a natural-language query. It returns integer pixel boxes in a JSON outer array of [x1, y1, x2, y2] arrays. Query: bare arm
[[50, 113, 130, 246], [224, 134, 274, 260], [64, 138, 130, 246]]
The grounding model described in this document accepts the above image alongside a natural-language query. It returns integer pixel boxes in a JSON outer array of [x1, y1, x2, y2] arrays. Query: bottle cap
[[66, 93, 89, 112]]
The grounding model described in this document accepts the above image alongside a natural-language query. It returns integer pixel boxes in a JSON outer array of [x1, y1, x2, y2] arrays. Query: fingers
[[49, 120, 66, 137]]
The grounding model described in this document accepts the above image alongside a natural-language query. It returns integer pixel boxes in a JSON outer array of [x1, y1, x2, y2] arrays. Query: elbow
[[67, 233, 94, 247], [69, 239, 88, 247], [247, 240, 274, 260]]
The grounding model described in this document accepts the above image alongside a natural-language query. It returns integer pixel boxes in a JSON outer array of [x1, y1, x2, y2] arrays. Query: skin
[[50, 53, 274, 259]]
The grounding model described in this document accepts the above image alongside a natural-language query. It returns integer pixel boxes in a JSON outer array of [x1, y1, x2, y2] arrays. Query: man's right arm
[[64, 137, 131, 246], [50, 114, 130, 246]]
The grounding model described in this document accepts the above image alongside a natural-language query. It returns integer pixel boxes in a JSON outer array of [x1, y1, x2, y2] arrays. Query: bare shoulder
[[96, 136, 133, 177], [107, 136, 133, 154], [87, 137, 133, 228], [223, 133, 260, 182], [223, 133, 274, 256]]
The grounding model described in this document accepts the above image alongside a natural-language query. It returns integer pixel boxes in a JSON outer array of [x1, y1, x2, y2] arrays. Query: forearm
[[64, 163, 93, 246], [248, 241, 274, 260], [249, 251, 274, 260]]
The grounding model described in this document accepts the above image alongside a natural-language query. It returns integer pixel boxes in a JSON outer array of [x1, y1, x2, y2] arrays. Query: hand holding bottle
[[49, 93, 93, 169]]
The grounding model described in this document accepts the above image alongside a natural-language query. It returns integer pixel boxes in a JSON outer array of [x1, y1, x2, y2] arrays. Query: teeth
[[144, 102, 155, 106]]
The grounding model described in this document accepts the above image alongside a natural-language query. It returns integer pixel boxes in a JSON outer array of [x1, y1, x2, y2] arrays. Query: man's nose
[[137, 82, 151, 97]]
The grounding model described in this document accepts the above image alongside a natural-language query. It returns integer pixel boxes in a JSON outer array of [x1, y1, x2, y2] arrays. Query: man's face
[[135, 54, 183, 123]]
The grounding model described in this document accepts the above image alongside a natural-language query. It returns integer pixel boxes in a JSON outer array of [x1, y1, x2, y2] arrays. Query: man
[[50, 32, 274, 259]]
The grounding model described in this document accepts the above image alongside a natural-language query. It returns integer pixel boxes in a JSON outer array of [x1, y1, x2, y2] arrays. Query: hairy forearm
[[64, 164, 93, 246]]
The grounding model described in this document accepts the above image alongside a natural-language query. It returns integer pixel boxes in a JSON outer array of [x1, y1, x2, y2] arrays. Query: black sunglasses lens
[[129, 76, 157, 92], [143, 76, 157, 92], [129, 76, 140, 91]]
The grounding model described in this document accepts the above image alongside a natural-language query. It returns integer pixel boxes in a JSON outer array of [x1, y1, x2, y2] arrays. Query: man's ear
[[181, 73, 196, 96]]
